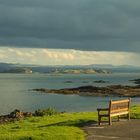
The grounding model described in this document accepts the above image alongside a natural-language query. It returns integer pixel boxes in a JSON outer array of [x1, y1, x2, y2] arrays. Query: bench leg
[[98, 116, 101, 125], [118, 115, 120, 121], [109, 116, 112, 125], [128, 112, 130, 120]]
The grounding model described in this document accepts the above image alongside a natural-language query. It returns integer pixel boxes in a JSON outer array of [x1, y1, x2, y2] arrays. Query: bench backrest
[[109, 99, 130, 114]]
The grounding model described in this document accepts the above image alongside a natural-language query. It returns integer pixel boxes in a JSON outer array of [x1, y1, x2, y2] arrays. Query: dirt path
[[82, 119, 140, 140]]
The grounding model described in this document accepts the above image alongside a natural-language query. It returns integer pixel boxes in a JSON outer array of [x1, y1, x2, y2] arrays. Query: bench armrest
[[97, 108, 109, 111]]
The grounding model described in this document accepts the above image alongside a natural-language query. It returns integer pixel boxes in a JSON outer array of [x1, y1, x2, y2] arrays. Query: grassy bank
[[0, 106, 140, 140], [130, 105, 140, 119], [0, 112, 97, 140]]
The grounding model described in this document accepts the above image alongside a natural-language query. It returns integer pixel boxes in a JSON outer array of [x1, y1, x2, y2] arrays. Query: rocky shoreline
[[0, 109, 32, 124], [130, 78, 140, 85], [33, 84, 140, 97], [0, 107, 61, 125], [33, 78, 140, 97]]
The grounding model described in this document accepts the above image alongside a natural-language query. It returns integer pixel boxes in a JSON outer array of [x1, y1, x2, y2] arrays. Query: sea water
[[0, 73, 140, 115]]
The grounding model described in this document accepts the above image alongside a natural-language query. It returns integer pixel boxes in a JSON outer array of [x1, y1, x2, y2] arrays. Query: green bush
[[34, 107, 59, 116]]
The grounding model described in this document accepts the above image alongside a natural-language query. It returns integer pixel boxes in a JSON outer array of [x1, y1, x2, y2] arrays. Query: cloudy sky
[[0, 0, 140, 66]]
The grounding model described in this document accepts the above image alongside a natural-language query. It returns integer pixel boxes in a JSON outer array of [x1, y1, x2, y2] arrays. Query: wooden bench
[[97, 98, 131, 125]]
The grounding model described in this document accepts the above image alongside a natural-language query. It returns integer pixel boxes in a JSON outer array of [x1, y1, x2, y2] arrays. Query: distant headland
[[1, 62, 140, 74], [0, 62, 111, 74]]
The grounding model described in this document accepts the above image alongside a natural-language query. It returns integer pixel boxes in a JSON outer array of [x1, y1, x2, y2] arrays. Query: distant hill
[[84, 64, 140, 73], [0, 63, 14, 72], [2, 68, 32, 74], [0, 63, 139, 74]]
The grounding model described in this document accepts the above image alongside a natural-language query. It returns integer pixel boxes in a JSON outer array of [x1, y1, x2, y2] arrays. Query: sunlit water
[[0, 73, 140, 115]]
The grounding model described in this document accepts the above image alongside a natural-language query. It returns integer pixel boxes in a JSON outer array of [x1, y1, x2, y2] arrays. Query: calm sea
[[0, 73, 140, 115]]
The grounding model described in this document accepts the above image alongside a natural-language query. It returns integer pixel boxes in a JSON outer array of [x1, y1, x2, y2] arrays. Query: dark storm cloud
[[0, 0, 140, 52]]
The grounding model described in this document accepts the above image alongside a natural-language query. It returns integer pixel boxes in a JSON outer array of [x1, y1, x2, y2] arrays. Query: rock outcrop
[[33, 85, 140, 97], [0, 109, 32, 124]]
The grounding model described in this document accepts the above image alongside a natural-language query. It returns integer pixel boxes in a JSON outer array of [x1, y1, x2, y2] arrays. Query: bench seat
[[110, 111, 129, 117]]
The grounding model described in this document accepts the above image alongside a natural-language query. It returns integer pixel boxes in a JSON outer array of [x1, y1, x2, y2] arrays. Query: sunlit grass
[[0, 112, 97, 140], [0, 105, 139, 140], [130, 105, 140, 119]]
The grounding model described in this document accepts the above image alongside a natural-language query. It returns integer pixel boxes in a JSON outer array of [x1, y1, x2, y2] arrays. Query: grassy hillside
[[0, 106, 140, 140]]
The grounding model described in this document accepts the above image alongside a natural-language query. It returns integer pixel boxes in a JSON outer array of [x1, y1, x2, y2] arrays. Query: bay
[[0, 73, 140, 115]]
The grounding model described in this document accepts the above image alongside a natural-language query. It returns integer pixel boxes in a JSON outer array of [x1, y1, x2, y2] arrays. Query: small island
[[54, 69, 111, 74], [33, 85, 140, 97]]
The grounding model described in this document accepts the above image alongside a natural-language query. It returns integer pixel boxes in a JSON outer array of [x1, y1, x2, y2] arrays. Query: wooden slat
[[111, 99, 129, 104], [110, 108, 129, 113], [111, 104, 128, 110], [111, 103, 128, 108], [110, 111, 129, 117]]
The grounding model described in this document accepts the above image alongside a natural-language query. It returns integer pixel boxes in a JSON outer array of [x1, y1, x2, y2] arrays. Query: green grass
[[0, 105, 140, 140], [130, 105, 140, 119], [0, 112, 97, 140]]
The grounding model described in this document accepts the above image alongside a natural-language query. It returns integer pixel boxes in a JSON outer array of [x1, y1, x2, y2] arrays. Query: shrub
[[34, 107, 59, 116]]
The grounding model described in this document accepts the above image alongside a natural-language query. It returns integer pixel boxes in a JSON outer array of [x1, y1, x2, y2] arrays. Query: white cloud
[[0, 54, 6, 59], [15, 50, 23, 56], [41, 49, 75, 61], [0, 47, 139, 66], [7, 48, 15, 52]]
